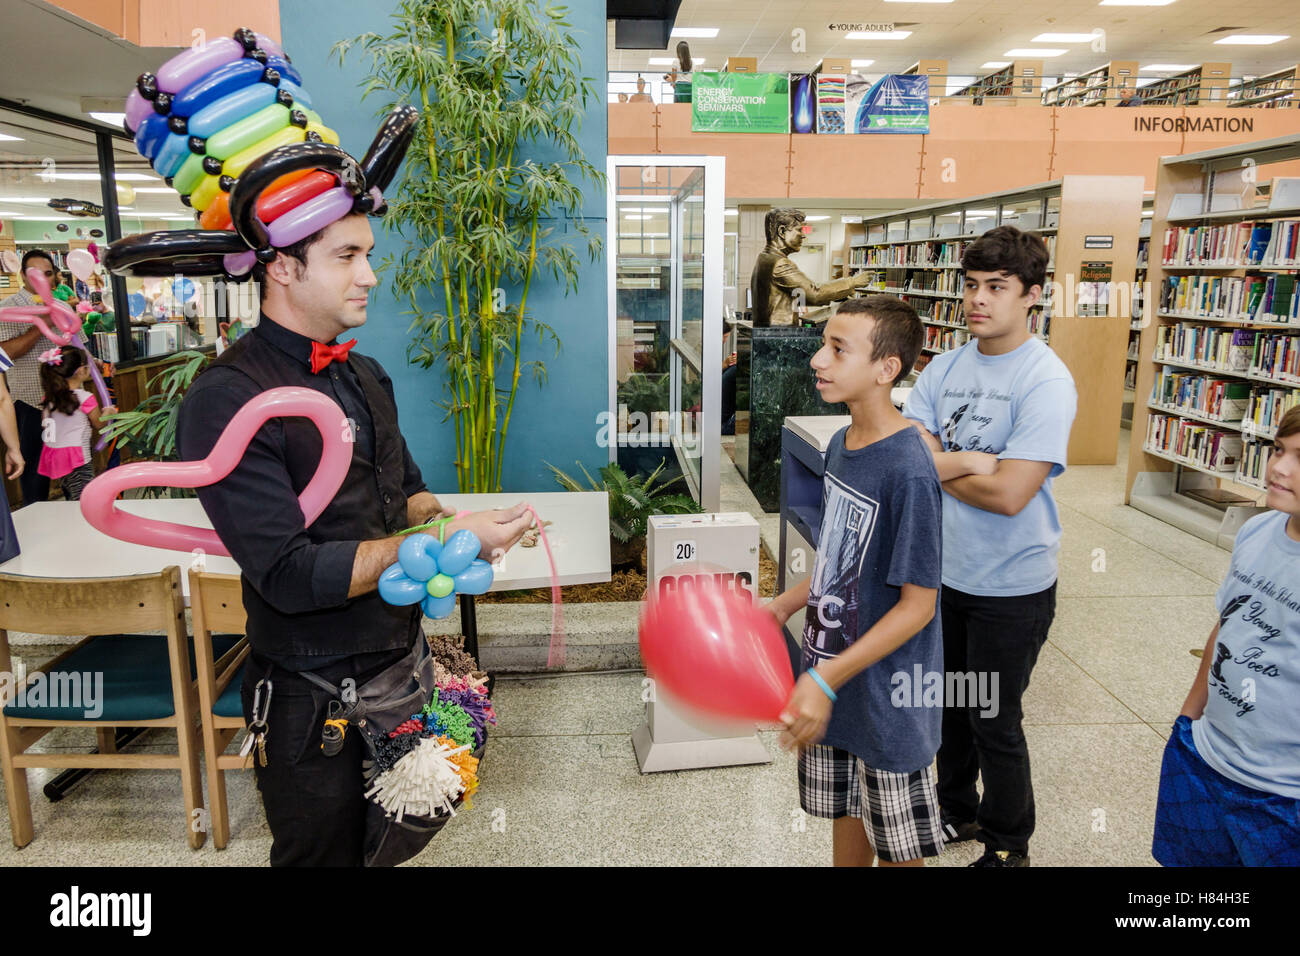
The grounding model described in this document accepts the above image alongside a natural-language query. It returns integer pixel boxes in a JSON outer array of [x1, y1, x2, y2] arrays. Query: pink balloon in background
[[80, 387, 353, 556], [66, 249, 96, 283]]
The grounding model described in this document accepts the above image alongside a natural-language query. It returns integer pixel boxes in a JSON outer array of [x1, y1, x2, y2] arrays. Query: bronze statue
[[750, 208, 873, 326]]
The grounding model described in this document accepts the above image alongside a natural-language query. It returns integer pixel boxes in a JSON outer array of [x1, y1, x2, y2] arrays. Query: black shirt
[[177, 312, 428, 671]]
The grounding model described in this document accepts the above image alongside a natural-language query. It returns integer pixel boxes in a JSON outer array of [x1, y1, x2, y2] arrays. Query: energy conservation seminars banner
[[692, 73, 791, 133]]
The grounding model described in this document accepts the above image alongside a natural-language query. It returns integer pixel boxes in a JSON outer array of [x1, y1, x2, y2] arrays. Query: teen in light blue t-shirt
[[903, 225, 1077, 868], [904, 336, 1077, 596]]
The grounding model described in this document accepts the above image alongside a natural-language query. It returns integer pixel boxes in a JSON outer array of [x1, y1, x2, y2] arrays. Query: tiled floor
[[0, 429, 1229, 866]]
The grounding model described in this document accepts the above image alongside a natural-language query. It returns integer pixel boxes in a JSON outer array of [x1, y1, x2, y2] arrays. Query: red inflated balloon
[[639, 576, 794, 722]]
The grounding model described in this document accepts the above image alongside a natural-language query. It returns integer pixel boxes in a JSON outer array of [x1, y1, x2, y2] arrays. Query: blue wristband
[[807, 668, 837, 703]]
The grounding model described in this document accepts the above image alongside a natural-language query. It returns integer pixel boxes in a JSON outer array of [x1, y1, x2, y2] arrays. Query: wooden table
[[1, 491, 612, 643], [1, 492, 609, 797]]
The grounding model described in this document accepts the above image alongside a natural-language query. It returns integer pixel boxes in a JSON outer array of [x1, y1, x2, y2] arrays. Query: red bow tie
[[310, 338, 357, 374]]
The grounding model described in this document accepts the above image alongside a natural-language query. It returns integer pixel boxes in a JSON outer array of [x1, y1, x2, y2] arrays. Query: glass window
[[908, 215, 932, 241], [110, 136, 243, 362], [1000, 198, 1044, 230]]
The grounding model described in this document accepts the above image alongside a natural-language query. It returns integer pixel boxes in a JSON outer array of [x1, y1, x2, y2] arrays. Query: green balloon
[[426, 574, 455, 599], [53, 284, 74, 301], [206, 104, 290, 161], [173, 151, 207, 196]]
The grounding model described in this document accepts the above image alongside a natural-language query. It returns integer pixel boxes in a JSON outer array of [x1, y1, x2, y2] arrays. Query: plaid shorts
[[1153, 716, 1300, 867], [799, 744, 944, 862]]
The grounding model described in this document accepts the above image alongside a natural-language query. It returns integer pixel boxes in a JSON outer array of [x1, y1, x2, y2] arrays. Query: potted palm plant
[[335, 0, 604, 492]]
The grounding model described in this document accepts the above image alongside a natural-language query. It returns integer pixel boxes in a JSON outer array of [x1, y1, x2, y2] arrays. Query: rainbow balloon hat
[[106, 26, 416, 279]]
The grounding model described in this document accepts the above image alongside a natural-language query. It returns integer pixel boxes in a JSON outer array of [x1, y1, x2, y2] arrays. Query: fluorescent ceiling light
[[0, 133, 23, 143], [1099, 0, 1176, 5], [851, 60, 875, 68], [649, 57, 705, 66], [981, 61, 1011, 69], [1004, 48, 1068, 57], [131, 187, 177, 194], [846, 31, 912, 40], [671, 27, 718, 38], [841, 215, 863, 223], [805, 215, 830, 221], [622, 214, 650, 220], [1141, 64, 1197, 71], [52, 172, 159, 182], [89, 112, 125, 126], [966, 208, 997, 215], [1142, 210, 1153, 217], [0, 196, 52, 203], [1032, 33, 1100, 43], [725, 208, 737, 215], [1215, 35, 1289, 45]]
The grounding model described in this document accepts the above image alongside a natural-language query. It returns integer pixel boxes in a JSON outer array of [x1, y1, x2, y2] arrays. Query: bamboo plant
[[335, 0, 604, 492]]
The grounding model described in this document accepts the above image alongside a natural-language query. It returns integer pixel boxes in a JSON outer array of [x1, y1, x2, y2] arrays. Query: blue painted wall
[[278, 0, 608, 492]]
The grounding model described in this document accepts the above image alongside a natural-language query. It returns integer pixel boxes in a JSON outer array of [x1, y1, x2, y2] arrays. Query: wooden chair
[[0, 566, 206, 849], [188, 568, 249, 850]]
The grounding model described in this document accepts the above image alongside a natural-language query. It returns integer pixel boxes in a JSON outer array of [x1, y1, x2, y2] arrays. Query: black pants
[[14, 402, 49, 507], [241, 651, 403, 867], [937, 582, 1056, 856]]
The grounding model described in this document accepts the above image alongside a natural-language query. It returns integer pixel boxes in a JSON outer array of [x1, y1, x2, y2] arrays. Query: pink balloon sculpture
[[0, 267, 114, 448], [80, 387, 352, 556], [0, 267, 81, 345]]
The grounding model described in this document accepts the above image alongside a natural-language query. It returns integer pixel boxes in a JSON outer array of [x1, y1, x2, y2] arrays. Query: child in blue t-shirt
[[766, 295, 944, 867], [1153, 406, 1300, 866], [903, 225, 1078, 867]]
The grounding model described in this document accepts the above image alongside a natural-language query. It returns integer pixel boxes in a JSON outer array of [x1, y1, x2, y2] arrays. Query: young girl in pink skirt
[[37, 347, 116, 501]]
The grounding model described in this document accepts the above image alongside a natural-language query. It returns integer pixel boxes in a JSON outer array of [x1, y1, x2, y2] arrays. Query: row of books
[[852, 240, 971, 268], [1027, 310, 1050, 339], [1159, 273, 1299, 323], [1161, 220, 1300, 267], [907, 271, 963, 295], [1145, 414, 1244, 472], [1154, 324, 1256, 371], [1252, 333, 1300, 382], [1237, 439, 1273, 488], [1151, 370, 1250, 423], [924, 326, 969, 352], [1242, 386, 1300, 438], [922, 298, 964, 326]]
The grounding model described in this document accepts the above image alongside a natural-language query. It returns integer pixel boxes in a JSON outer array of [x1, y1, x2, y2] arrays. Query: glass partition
[[607, 156, 724, 510]]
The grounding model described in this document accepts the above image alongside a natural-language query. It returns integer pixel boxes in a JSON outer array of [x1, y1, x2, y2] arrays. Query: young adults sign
[[692, 73, 791, 133], [816, 74, 930, 134]]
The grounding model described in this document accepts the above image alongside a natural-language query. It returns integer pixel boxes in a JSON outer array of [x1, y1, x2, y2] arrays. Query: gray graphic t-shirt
[[801, 426, 943, 773], [1193, 510, 1300, 798]]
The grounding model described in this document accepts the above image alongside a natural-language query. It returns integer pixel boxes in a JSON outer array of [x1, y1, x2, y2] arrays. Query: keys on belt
[[239, 678, 273, 767]]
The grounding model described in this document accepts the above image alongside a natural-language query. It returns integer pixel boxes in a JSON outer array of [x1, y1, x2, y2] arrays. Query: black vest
[[204, 329, 419, 661]]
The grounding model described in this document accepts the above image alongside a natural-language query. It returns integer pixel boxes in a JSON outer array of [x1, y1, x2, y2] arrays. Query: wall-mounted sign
[[1084, 234, 1114, 249], [692, 73, 790, 133], [816, 74, 929, 134]]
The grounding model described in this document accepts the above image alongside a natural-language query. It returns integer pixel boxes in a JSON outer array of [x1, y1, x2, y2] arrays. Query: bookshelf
[[1138, 63, 1232, 107], [1126, 134, 1300, 549], [1122, 206, 1153, 427], [851, 175, 1144, 464], [955, 61, 1044, 105], [1228, 66, 1299, 109], [1041, 61, 1139, 107]]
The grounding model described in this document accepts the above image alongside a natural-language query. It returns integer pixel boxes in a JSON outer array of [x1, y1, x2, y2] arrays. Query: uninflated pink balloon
[[80, 387, 352, 556]]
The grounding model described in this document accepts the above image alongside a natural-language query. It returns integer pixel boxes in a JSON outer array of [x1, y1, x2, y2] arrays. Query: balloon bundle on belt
[[106, 26, 418, 281]]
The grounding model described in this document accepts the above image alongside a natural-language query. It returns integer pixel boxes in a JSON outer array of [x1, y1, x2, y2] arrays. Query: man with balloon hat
[[105, 29, 532, 865]]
